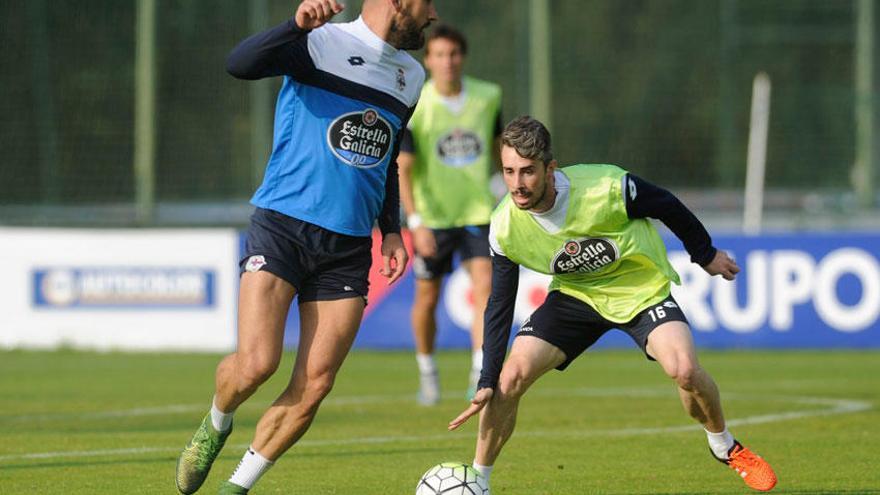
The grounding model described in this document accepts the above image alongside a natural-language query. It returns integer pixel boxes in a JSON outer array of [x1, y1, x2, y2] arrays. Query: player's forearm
[[377, 161, 402, 236], [397, 154, 418, 220], [478, 255, 520, 390], [226, 18, 310, 80], [479, 309, 513, 390], [655, 195, 716, 266], [667, 208, 716, 266], [625, 175, 716, 266]]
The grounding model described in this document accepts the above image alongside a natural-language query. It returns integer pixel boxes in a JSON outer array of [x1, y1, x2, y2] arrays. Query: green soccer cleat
[[218, 481, 249, 494], [176, 414, 232, 494]]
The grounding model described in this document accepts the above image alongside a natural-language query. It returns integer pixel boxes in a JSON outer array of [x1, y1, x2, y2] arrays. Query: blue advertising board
[[32, 267, 216, 309], [240, 232, 880, 350]]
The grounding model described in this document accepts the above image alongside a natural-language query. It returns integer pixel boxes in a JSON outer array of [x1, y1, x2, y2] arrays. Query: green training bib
[[492, 164, 681, 323], [407, 76, 501, 228]]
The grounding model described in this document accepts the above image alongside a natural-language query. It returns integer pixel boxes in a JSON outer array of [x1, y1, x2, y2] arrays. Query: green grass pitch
[[1, 348, 877, 494]]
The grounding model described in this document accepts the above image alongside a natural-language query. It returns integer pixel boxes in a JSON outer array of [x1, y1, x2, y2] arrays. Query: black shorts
[[240, 208, 372, 304], [516, 291, 689, 370], [412, 225, 490, 280]]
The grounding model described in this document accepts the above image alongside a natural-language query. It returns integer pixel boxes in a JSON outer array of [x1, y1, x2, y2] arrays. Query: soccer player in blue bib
[[175, 1, 437, 494]]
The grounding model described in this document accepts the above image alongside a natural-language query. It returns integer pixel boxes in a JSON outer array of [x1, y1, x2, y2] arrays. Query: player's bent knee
[[497, 367, 529, 399], [308, 376, 334, 399], [238, 355, 280, 388], [299, 373, 336, 406], [669, 361, 699, 390], [413, 281, 440, 306]]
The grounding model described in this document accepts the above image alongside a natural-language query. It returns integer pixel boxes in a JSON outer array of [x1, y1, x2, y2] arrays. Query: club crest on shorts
[[245, 255, 267, 273], [436, 128, 483, 167], [327, 108, 393, 168], [551, 237, 619, 274]]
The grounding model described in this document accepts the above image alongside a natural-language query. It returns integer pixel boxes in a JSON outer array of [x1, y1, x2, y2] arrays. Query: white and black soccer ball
[[416, 462, 490, 495]]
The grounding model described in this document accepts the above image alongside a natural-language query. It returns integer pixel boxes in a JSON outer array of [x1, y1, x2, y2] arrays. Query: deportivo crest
[[245, 255, 267, 273], [396, 68, 406, 91], [551, 238, 619, 274], [327, 109, 393, 168], [436, 129, 483, 167]]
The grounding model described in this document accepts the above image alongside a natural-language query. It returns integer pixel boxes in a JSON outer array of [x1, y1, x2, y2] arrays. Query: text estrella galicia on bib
[[551, 237, 620, 274]]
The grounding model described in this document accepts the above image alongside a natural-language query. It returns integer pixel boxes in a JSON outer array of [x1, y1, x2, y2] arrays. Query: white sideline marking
[[4, 404, 205, 423], [0, 387, 845, 423], [3, 395, 475, 424], [0, 387, 713, 423], [0, 389, 871, 463], [1, 394, 418, 423]]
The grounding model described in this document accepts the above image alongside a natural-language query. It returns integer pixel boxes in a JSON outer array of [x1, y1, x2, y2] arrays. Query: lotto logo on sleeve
[[32, 267, 215, 309], [327, 108, 393, 168]]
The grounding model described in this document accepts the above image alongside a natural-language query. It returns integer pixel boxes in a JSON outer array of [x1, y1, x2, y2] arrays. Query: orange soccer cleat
[[714, 440, 777, 491]]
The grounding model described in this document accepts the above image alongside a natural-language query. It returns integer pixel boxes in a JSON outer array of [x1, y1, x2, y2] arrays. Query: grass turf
[[0, 349, 877, 494]]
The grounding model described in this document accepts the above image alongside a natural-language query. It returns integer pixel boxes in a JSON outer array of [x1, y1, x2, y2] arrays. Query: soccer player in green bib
[[398, 25, 502, 405], [448, 116, 777, 492]]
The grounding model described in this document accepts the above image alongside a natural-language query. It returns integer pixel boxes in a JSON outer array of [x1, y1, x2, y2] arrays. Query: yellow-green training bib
[[491, 164, 680, 323], [407, 76, 501, 228]]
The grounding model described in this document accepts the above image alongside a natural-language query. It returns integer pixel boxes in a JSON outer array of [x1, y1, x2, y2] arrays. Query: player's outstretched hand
[[448, 388, 493, 431], [295, 0, 344, 30], [380, 232, 409, 285], [703, 249, 740, 280]]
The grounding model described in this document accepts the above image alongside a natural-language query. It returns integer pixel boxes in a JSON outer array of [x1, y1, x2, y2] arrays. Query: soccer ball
[[416, 462, 489, 495]]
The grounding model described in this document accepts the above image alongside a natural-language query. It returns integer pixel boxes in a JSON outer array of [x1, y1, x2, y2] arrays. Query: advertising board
[[0, 228, 238, 351], [280, 232, 880, 350]]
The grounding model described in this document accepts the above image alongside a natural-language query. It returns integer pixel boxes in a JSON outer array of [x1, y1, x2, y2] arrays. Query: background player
[[175, 1, 437, 494], [398, 24, 502, 405], [449, 116, 778, 492]]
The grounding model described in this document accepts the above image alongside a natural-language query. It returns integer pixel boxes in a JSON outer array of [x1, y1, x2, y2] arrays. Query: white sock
[[471, 349, 483, 371], [210, 397, 234, 433], [705, 427, 735, 459], [472, 461, 493, 482], [416, 353, 436, 375], [229, 446, 274, 489]]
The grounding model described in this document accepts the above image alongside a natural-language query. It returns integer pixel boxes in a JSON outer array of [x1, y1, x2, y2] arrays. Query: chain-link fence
[[1, 0, 876, 226]]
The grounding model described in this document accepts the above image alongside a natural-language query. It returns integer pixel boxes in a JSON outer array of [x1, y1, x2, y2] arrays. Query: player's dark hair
[[501, 116, 554, 164], [426, 24, 468, 55]]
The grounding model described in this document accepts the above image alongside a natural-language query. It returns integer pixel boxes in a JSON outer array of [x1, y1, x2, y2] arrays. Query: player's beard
[[389, 16, 428, 50], [514, 181, 549, 210]]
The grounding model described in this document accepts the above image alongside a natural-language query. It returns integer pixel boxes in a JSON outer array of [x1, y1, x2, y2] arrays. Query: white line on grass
[[0, 386, 769, 423], [0, 389, 871, 463], [0, 386, 852, 423], [3, 404, 206, 423], [0, 393, 422, 423]]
